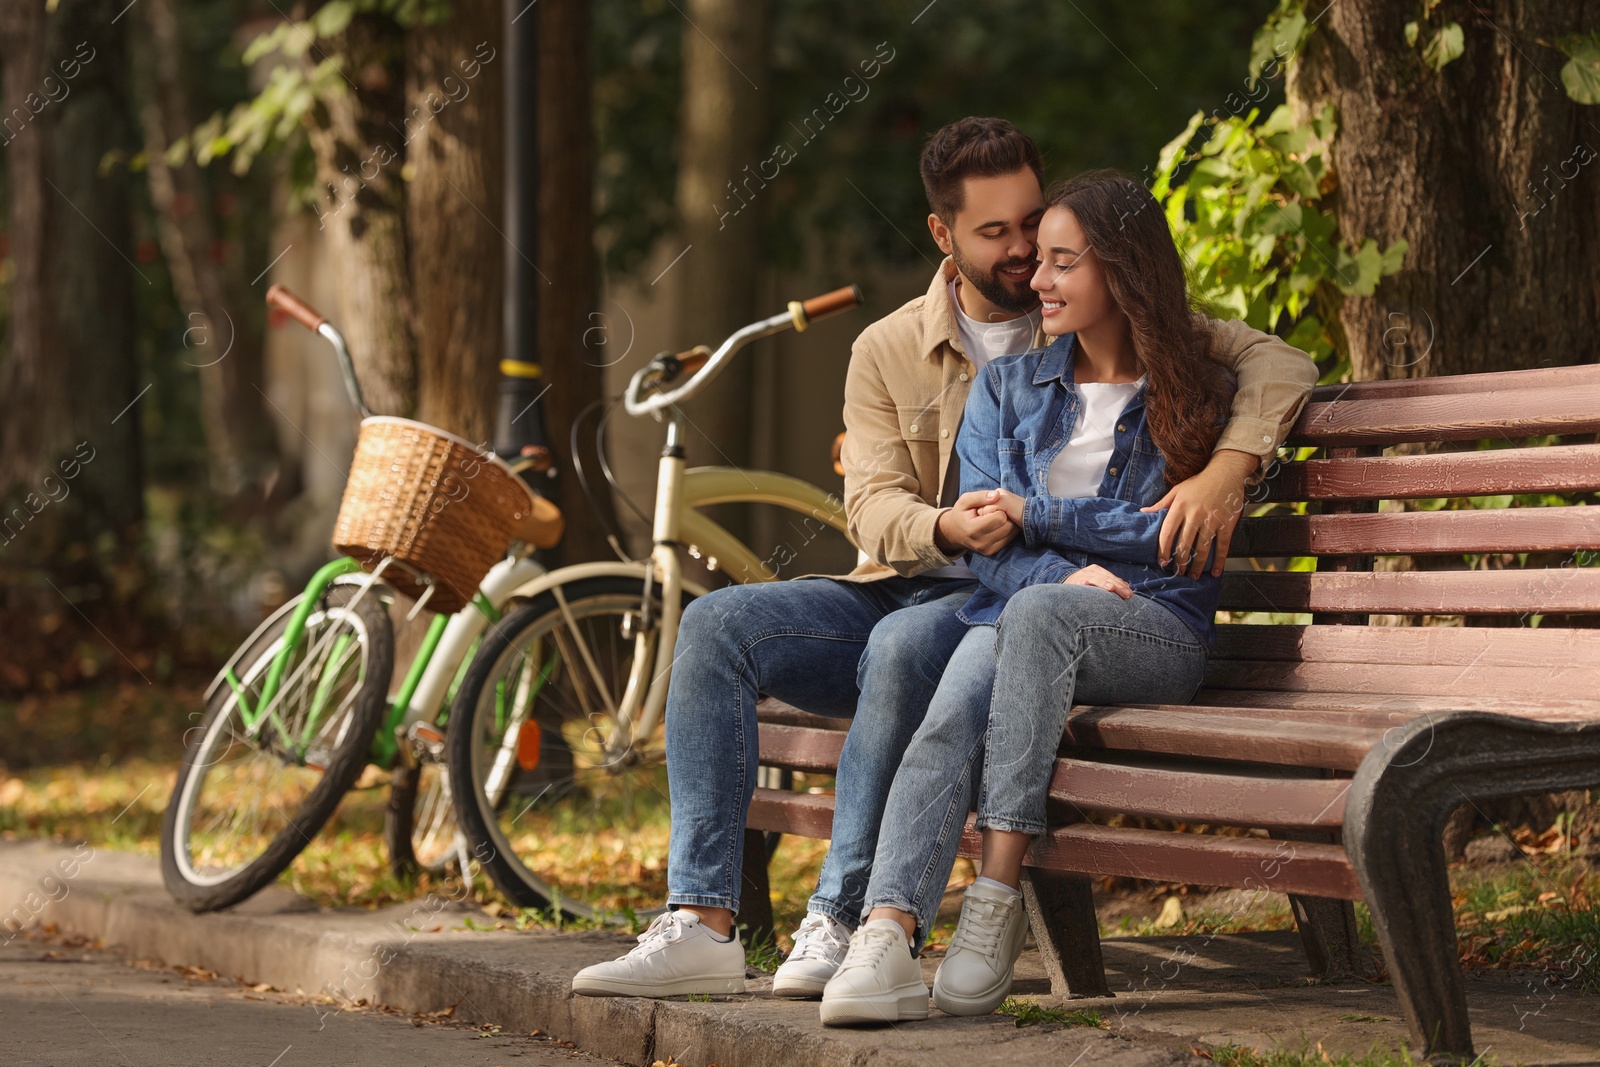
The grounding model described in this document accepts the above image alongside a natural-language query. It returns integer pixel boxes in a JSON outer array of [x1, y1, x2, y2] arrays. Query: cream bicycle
[[444, 286, 864, 916]]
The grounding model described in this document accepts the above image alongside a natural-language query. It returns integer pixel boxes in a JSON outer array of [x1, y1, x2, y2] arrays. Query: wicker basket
[[332, 417, 562, 615]]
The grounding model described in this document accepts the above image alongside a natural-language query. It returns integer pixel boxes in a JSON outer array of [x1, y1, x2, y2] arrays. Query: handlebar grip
[[266, 283, 327, 333], [801, 284, 863, 322], [652, 346, 711, 385]]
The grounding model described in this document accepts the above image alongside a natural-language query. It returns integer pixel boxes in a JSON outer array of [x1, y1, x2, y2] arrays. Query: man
[[572, 117, 1318, 999]]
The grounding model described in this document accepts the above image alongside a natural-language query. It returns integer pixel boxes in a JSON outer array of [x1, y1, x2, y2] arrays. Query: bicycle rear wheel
[[446, 576, 693, 919], [160, 582, 392, 912]]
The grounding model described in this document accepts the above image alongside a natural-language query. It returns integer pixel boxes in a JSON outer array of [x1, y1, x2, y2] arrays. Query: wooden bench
[[741, 361, 1600, 1061]]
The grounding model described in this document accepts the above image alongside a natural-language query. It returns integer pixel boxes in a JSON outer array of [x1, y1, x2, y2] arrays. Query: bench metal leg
[[737, 827, 775, 948], [1345, 713, 1600, 1062], [1274, 826, 1365, 978], [1020, 868, 1112, 999], [1287, 890, 1363, 977]]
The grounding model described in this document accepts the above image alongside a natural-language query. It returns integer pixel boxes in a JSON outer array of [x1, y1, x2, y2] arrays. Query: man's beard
[[950, 239, 1038, 314]]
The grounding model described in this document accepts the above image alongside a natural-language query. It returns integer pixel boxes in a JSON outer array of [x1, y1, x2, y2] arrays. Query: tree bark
[[535, 0, 616, 564], [1290, 1, 1600, 381], [0, 0, 142, 587], [673, 0, 768, 487], [306, 11, 416, 419], [406, 0, 502, 442], [138, 0, 277, 496]]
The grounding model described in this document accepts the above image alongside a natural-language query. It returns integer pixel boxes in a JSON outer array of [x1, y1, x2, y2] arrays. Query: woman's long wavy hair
[[1045, 170, 1235, 484]]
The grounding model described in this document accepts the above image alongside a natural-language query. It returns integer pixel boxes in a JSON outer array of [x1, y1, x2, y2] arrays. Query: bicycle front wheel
[[446, 576, 692, 919], [160, 582, 392, 912]]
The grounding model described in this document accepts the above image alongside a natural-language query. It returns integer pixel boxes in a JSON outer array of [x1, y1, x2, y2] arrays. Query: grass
[[996, 997, 1107, 1029], [1199, 1042, 1451, 1066]]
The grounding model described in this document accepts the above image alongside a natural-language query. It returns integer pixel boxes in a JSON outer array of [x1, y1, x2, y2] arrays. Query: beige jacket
[[837, 258, 1318, 582]]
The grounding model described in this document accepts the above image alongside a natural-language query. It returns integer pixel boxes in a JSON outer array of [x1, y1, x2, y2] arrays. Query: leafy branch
[[1152, 104, 1407, 368]]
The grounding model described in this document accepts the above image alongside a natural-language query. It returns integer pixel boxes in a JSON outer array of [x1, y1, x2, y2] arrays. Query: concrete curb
[[0, 841, 1193, 1067]]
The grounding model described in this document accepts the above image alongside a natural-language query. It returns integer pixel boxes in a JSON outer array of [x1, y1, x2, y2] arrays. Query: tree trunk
[[406, 0, 502, 442], [673, 0, 768, 512], [138, 0, 278, 496], [536, 0, 616, 564], [306, 11, 416, 419], [1290, 1, 1600, 381], [0, 0, 142, 587]]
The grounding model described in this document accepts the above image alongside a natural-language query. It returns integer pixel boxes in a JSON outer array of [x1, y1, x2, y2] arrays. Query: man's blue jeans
[[862, 584, 1208, 949], [664, 574, 976, 926]]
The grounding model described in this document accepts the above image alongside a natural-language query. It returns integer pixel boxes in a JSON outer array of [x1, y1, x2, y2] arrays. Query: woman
[[818, 170, 1237, 1026]]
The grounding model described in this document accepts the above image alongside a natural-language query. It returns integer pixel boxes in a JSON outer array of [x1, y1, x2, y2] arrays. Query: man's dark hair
[[919, 117, 1044, 222]]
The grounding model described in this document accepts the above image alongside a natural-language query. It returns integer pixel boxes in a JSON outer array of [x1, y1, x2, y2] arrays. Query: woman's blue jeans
[[664, 575, 976, 925], [862, 583, 1208, 949]]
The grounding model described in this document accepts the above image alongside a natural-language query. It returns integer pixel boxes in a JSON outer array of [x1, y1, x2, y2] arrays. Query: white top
[[949, 278, 1037, 372], [1046, 377, 1145, 498], [924, 280, 1039, 581]]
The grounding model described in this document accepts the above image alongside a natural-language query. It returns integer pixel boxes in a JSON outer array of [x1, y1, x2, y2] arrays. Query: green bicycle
[[159, 283, 570, 911]]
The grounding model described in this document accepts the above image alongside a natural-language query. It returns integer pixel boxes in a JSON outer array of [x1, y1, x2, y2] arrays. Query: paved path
[[2, 841, 1597, 1066], [0, 935, 603, 1067]]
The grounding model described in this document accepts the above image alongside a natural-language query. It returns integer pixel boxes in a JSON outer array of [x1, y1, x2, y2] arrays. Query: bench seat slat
[[1236, 505, 1600, 557], [1047, 758, 1349, 830], [1219, 568, 1600, 615], [757, 722, 846, 772], [1064, 707, 1382, 771], [745, 788, 1361, 898], [959, 822, 1363, 900], [1265, 444, 1600, 503], [1193, 688, 1600, 717]]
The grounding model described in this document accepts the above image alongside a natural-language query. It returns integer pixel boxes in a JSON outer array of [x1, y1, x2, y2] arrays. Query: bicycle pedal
[[405, 722, 448, 763]]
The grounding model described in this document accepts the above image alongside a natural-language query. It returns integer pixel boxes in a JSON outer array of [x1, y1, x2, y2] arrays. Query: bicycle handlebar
[[798, 285, 863, 327], [266, 284, 327, 332], [624, 285, 862, 417], [265, 283, 372, 418]]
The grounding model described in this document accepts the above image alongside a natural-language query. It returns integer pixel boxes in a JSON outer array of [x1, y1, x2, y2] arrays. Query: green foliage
[[995, 998, 1107, 1029], [741, 926, 784, 974], [1248, 0, 1309, 90], [178, 0, 448, 184], [1203, 1042, 1441, 1067], [1152, 104, 1407, 366], [1557, 33, 1600, 105], [1405, 18, 1464, 73]]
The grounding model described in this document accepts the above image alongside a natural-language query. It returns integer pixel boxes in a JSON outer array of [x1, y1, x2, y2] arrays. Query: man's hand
[[935, 490, 1019, 557], [1065, 564, 1133, 598], [975, 488, 1025, 527], [1139, 448, 1259, 578]]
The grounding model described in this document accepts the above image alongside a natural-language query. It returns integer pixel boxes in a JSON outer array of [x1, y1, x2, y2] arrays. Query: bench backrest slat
[[1212, 623, 1600, 668], [1236, 505, 1600, 557], [1264, 444, 1600, 503], [1218, 568, 1600, 616]]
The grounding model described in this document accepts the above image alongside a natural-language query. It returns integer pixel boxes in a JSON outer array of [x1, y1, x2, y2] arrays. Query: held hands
[[969, 487, 1130, 598], [1139, 449, 1259, 578], [934, 490, 1019, 557]]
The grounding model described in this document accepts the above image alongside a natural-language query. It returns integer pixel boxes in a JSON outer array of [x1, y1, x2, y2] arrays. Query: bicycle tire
[[385, 759, 460, 879], [160, 582, 392, 912], [447, 575, 697, 918]]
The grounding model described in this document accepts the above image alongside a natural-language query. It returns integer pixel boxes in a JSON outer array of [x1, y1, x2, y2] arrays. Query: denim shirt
[[956, 333, 1223, 647]]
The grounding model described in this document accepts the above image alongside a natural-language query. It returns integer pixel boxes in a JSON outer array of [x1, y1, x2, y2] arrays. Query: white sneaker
[[818, 919, 929, 1026], [931, 880, 1028, 1016], [571, 911, 746, 997], [772, 912, 852, 998]]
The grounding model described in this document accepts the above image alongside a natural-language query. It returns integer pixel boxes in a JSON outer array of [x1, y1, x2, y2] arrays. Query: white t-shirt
[[1046, 377, 1146, 498], [924, 280, 1039, 581]]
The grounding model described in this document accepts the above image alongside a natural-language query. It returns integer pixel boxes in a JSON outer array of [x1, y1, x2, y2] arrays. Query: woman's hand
[[975, 487, 1025, 527], [1139, 448, 1258, 577], [1064, 564, 1133, 598]]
